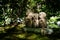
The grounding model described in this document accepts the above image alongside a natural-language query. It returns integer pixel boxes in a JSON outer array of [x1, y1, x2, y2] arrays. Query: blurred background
[[0, 0, 60, 40]]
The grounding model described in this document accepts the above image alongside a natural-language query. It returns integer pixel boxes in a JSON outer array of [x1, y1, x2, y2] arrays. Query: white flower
[[5, 18, 11, 25], [57, 21, 60, 26]]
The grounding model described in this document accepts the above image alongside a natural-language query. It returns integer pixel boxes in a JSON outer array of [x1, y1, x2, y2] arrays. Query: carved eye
[[32, 17, 34, 20], [38, 17, 41, 20], [26, 15, 28, 17]]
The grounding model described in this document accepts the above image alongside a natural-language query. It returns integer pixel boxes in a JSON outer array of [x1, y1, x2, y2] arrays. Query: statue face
[[25, 11, 47, 28], [38, 12, 47, 28], [25, 12, 34, 27], [32, 13, 39, 27]]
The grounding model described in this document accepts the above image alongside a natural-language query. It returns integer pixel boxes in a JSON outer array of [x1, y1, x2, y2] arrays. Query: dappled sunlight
[[0, 27, 6, 33], [17, 24, 25, 28], [0, 0, 60, 40], [16, 34, 26, 39]]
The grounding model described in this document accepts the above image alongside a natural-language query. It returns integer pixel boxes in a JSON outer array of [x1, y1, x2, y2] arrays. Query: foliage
[[48, 16, 59, 28], [0, 0, 60, 40], [0, 0, 60, 26]]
